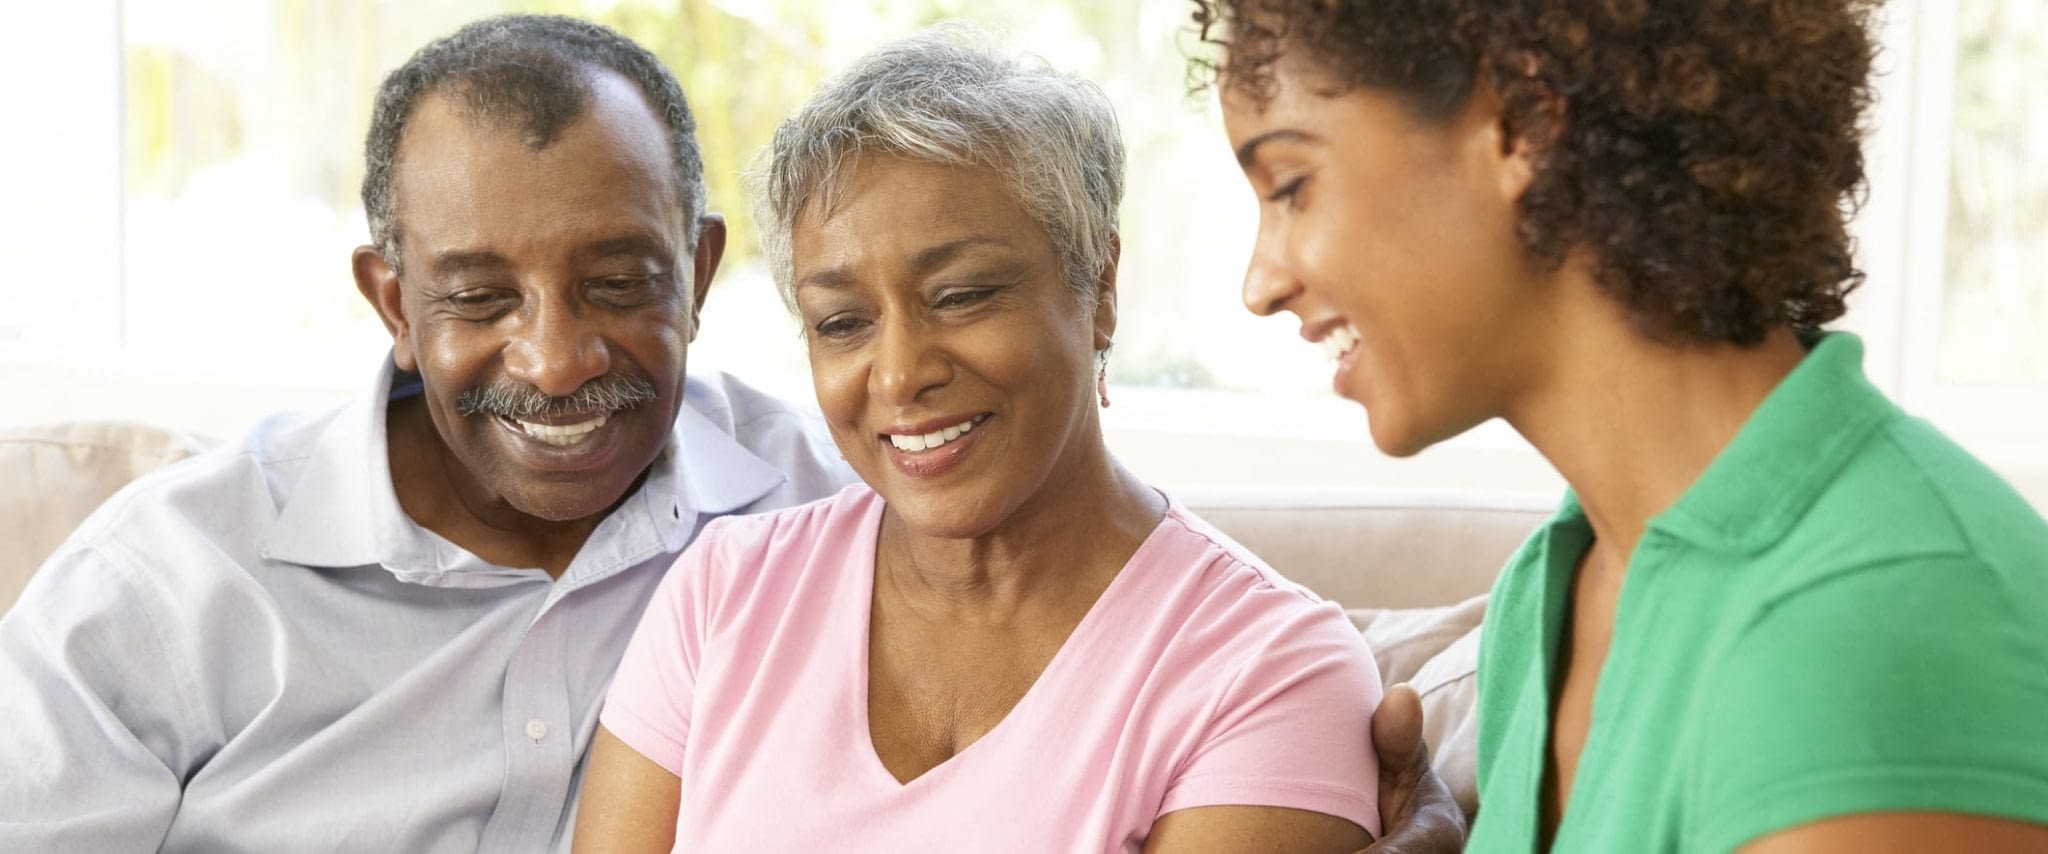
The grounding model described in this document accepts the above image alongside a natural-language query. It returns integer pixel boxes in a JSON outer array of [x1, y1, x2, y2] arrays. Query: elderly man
[[0, 15, 848, 851], [0, 14, 1460, 853]]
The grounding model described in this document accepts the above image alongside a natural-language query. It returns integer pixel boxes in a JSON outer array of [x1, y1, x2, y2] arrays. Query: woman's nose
[[869, 317, 950, 405], [1236, 247, 1302, 317], [1242, 234, 1300, 318]]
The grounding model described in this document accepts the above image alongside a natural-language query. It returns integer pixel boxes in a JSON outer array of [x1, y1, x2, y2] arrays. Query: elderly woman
[[1194, 0, 2048, 852], [572, 28, 1382, 852]]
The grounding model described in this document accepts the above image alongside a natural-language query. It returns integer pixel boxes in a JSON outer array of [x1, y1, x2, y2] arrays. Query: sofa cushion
[[0, 421, 209, 612], [1184, 489, 1549, 610]]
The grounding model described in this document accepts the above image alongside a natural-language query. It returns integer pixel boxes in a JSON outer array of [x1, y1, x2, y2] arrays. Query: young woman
[[1195, 0, 2048, 851]]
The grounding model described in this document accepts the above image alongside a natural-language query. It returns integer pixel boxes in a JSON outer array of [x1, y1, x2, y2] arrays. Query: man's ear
[[688, 213, 727, 343], [353, 245, 417, 371], [1091, 232, 1122, 352]]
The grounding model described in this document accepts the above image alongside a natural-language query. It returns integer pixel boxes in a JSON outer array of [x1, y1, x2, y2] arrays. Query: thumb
[[1372, 682, 1429, 777]]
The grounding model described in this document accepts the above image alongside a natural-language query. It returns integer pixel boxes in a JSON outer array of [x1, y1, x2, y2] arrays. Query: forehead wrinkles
[[795, 160, 1050, 280], [395, 128, 685, 264]]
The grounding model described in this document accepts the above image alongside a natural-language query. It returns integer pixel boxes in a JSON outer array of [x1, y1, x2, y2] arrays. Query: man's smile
[[498, 411, 609, 446]]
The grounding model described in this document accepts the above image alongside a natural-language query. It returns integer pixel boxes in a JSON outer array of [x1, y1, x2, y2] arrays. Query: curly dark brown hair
[[1191, 0, 1879, 346]]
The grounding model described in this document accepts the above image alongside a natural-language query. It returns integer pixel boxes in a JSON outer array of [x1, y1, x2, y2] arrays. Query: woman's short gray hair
[[753, 23, 1126, 312]]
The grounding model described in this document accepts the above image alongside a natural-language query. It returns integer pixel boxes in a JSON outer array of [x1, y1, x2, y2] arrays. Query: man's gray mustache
[[454, 374, 658, 420]]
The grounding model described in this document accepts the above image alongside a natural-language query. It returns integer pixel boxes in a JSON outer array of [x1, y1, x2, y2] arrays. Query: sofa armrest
[[0, 422, 209, 613]]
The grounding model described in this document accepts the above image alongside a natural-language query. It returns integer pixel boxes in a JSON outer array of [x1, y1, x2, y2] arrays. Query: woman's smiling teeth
[[1321, 324, 1363, 362], [511, 413, 609, 447], [887, 415, 986, 453]]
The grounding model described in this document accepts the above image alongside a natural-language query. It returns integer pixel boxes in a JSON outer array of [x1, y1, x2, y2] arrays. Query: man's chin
[[496, 480, 639, 524]]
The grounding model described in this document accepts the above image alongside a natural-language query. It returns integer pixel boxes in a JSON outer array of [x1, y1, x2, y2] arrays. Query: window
[[1941, 0, 2048, 385], [110, 0, 1323, 397], [1883, 0, 2048, 477], [0, 0, 2040, 505]]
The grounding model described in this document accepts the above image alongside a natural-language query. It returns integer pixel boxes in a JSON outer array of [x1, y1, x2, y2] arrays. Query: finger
[[1362, 796, 1468, 854], [1371, 682, 1430, 778]]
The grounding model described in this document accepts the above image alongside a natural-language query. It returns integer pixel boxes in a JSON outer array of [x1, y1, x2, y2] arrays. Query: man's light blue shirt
[[0, 362, 853, 852]]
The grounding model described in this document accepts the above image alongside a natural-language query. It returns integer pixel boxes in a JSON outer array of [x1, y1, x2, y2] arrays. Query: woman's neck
[[879, 430, 1166, 621], [1505, 277, 1807, 569]]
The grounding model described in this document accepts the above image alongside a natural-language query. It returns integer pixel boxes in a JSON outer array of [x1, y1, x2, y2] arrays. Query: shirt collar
[[264, 358, 789, 579], [1648, 331, 1895, 554]]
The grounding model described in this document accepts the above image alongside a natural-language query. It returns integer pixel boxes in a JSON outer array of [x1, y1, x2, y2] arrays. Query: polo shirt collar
[[1648, 331, 1894, 554], [265, 358, 788, 578]]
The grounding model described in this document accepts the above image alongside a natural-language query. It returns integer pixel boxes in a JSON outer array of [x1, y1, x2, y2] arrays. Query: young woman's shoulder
[[1693, 424, 2048, 852]]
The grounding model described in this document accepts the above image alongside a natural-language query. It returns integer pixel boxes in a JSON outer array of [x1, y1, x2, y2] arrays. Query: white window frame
[[0, 0, 2041, 508]]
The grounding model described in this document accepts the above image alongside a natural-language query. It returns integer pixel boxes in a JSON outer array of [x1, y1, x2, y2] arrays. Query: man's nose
[[503, 297, 612, 398]]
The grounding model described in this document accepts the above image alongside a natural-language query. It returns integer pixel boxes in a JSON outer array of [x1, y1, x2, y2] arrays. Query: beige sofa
[[0, 421, 1552, 817]]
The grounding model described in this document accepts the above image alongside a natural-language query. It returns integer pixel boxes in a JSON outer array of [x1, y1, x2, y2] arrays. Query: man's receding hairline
[[385, 66, 690, 248], [401, 65, 669, 156]]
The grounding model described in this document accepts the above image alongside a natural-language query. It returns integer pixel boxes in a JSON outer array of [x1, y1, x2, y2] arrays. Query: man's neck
[[385, 396, 612, 577]]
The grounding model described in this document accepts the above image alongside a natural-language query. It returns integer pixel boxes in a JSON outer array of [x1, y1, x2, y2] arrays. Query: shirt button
[[525, 719, 549, 741]]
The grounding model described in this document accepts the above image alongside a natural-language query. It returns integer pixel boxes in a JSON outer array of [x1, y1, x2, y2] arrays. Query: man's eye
[[592, 276, 657, 303], [449, 290, 511, 311]]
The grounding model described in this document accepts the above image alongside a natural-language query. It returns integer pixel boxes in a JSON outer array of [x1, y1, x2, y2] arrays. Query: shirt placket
[[478, 597, 576, 853]]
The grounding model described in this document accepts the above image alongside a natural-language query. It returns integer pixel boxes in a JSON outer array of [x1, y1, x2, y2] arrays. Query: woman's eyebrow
[[909, 235, 1010, 275], [1236, 128, 1316, 169]]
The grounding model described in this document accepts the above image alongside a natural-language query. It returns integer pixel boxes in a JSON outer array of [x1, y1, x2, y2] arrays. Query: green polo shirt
[[1466, 333, 2048, 853]]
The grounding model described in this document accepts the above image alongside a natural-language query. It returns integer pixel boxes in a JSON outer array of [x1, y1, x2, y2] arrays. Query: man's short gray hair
[[754, 23, 1126, 312], [363, 15, 707, 273]]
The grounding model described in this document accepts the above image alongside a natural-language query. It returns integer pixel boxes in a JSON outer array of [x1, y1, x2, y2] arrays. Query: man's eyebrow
[[585, 234, 672, 261], [1236, 129, 1316, 169], [429, 250, 511, 279]]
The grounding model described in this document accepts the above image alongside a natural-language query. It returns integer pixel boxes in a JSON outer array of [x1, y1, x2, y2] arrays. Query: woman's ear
[[353, 245, 417, 371], [1091, 232, 1122, 352], [1473, 60, 1563, 206]]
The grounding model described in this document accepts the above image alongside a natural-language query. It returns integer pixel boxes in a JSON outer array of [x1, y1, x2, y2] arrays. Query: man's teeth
[[514, 413, 608, 447], [1320, 325, 1363, 362], [888, 416, 979, 453]]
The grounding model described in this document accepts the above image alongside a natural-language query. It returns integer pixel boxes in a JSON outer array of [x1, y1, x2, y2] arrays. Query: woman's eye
[[935, 288, 994, 310], [814, 314, 868, 339], [1265, 176, 1308, 209]]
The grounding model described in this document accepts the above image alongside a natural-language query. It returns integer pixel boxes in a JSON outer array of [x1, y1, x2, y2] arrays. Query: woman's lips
[[1333, 341, 1364, 398], [1317, 323, 1365, 398], [881, 414, 991, 479], [881, 413, 988, 452]]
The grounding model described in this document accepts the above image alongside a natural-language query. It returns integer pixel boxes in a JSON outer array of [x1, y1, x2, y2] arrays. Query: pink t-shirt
[[599, 485, 1381, 852]]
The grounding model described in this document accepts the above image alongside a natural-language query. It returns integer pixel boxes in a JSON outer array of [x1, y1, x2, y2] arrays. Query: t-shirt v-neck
[[848, 493, 1157, 789]]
